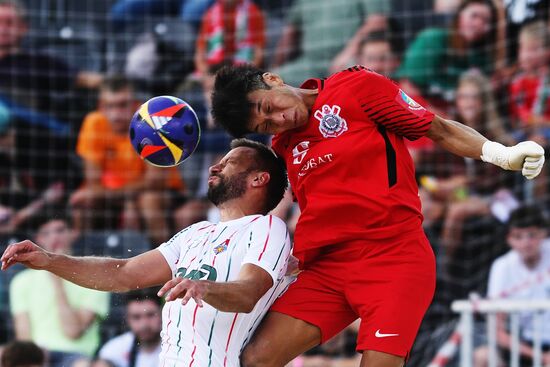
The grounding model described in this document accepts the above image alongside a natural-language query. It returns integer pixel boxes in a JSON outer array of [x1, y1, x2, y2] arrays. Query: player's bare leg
[[241, 311, 321, 367], [360, 350, 404, 367]]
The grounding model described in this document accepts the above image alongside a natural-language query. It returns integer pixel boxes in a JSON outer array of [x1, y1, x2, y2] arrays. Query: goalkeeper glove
[[480, 141, 545, 180]]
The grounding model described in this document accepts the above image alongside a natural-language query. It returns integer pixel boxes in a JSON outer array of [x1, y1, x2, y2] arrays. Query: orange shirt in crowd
[[76, 111, 183, 190]]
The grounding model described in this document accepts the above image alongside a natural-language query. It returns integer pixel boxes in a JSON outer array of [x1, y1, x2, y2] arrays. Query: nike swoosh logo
[[375, 329, 399, 338]]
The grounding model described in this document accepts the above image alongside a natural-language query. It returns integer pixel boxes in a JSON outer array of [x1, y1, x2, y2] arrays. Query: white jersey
[[99, 331, 161, 367], [488, 240, 550, 343], [157, 214, 292, 367]]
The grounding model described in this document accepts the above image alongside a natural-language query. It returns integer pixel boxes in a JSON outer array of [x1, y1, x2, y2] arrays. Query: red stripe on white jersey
[[257, 215, 272, 261]]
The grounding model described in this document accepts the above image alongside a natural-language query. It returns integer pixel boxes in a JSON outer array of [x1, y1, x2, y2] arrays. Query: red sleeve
[[353, 67, 434, 140]]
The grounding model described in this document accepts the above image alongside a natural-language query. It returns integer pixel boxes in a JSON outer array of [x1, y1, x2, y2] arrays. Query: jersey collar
[[300, 78, 324, 91]]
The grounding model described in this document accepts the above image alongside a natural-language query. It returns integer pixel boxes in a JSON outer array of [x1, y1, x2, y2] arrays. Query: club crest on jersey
[[314, 104, 348, 138], [213, 242, 228, 254]]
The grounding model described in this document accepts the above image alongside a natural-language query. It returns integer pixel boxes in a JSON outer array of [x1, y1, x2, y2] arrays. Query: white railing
[[451, 299, 550, 367]]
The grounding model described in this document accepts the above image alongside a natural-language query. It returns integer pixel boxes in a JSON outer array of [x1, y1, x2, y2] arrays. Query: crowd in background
[[0, 0, 549, 366]]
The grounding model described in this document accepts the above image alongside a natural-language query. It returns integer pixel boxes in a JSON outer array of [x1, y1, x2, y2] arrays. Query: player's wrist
[[480, 140, 511, 170]]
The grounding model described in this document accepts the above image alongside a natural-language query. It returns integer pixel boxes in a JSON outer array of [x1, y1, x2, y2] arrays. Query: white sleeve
[[242, 215, 292, 283], [487, 257, 507, 298], [156, 224, 196, 274]]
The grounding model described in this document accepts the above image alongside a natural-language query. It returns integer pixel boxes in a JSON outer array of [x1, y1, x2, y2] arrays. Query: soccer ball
[[129, 96, 201, 167]]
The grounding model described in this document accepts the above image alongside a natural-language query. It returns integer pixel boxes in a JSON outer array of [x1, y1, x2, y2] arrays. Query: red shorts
[[270, 230, 436, 357]]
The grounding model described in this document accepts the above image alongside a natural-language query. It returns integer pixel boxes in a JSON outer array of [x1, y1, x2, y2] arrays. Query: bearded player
[[2, 139, 292, 367], [211, 64, 545, 367]]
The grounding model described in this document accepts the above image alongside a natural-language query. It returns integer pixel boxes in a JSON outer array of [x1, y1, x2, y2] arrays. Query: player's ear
[[262, 72, 284, 87], [251, 172, 270, 187]]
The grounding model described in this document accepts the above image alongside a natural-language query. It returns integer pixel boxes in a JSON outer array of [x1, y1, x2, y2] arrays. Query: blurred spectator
[[328, 9, 391, 74], [98, 288, 161, 367], [0, 103, 64, 235], [194, 0, 266, 75], [0, 0, 101, 113], [9, 213, 109, 367], [418, 72, 514, 252], [501, 0, 550, 63], [356, 31, 399, 77], [1, 341, 44, 367], [69, 76, 185, 244], [440, 72, 515, 252], [397, 0, 498, 109], [481, 205, 550, 366], [0, 0, 101, 227], [508, 21, 550, 142], [272, 0, 389, 86], [110, 0, 215, 29]]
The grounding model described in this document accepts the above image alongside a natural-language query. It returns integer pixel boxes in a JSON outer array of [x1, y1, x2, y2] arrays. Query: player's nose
[[209, 163, 221, 175]]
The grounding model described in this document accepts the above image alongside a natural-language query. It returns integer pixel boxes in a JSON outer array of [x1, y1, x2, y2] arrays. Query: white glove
[[480, 141, 545, 180]]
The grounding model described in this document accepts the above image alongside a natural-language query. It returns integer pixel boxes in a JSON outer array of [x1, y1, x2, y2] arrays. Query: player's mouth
[[208, 175, 219, 185]]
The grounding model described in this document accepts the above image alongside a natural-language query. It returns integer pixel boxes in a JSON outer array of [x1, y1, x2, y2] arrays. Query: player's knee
[[240, 341, 274, 367]]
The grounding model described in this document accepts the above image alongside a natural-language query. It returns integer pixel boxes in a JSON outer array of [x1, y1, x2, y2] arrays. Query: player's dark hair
[[212, 64, 270, 137], [100, 75, 134, 93], [507, 205, 548, 231], [1, 341, 45, 367], [125, 287, 162, 307], [230, 138, 288, 214]]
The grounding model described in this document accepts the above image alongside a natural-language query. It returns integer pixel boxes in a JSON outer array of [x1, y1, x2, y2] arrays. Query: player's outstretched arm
[[427, 115, 545, 179], [1, 240, 172, 292], [158, 263, 274, 313]]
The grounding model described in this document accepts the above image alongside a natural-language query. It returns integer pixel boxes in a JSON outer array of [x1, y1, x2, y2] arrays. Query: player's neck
[[218, 202, 249, 222], [296, 86, 318, 111]]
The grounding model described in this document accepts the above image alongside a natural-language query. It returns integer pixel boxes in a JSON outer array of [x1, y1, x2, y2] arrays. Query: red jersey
[[271, 66, 434, 259]]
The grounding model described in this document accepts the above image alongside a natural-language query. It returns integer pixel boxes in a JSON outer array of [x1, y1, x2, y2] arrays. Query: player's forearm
[[427, 116, 487, 159], [47, 254, 133, 292], [202, 280, 264, 313]]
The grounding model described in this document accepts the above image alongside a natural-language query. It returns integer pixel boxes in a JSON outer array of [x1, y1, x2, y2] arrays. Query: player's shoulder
[[250, 214, 288, 233], [327, 65, 394, 91], [167, 221, 212, 243]]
